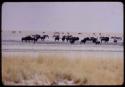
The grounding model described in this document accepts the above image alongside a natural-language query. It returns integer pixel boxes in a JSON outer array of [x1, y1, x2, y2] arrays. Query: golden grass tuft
[[2, 52, 123, 85]]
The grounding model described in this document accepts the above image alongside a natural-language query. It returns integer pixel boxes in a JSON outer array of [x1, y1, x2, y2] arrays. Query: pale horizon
[[2, 2, 123, 33]]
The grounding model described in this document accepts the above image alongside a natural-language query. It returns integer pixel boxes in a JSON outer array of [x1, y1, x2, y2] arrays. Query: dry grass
[[2, 52, 123, 85]]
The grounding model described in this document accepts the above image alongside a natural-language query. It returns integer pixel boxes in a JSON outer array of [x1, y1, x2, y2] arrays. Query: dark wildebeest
[[41, 35, 49, 41], [100, 37, 109, 43], [21, 35, 37, 43], [65, 35, 73, 42], [113, 39, 117, 44], [53, 35, 60, 41], [111, 36, 122, 44], [69, 37, 79, 44], [32, 34, 41, 42], [80, 37, 100, 45], [32, 34, 41, 38], [90, 37, 101, 45], [80, 37, 91, 44], [90, 37, 97, 43], [94, 40, 101, 45], [62, 35, 66, 42], [111, 36, 122, 40]]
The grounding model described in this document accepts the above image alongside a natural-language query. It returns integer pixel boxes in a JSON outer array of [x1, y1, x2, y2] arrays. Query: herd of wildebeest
[[21, 34, 122, 44]]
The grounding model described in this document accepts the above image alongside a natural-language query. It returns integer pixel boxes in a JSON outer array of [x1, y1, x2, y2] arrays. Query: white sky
[[2, 2, 123, 33]]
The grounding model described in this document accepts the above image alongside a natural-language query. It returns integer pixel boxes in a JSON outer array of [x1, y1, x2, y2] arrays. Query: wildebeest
[[22, 34, 49, 43], [65, 35, 73, 42], [95, 40, 101, 45], [40, 35, 49, 41], [32, 34, 41, 38], [80, 37, 89, 44], [62, 35, 66, 42], [111, 36, 122, 44], [113, 39, 117, 44], [69, 37, 79, 44], [80, 37, 100, 45], [80, 37, 95, 44], [90, 37, 97, 43], [100, 37, 109, 43], [53, 35, 60, 41], [32, 34, 49, 41], [32, 34, 41, 42], [22, 35, 37, 43], [111, 36, 122, 40]]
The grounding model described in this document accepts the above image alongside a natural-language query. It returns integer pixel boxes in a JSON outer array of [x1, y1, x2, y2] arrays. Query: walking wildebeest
[[113, 39, 117, 44], [80, 37, 89, 44], [40, 35, 49, 41], [62, 35, 66, 42], [80, 37, 93, 44], [32, 34, 49, 41], [94, 40, 101, 45], [100, 37, 109, 43], [80, 37, 100, 45], [69, 37, 79, 44], [21, 35, 37, 43], [111, 36, 122, 40], [111, 36, 122, 44], [65, 35, 73, 42], [53, 35, 60, 41], [32, 34, 41, 42]]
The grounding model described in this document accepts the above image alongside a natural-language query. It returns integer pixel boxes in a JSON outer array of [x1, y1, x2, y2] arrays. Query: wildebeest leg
[[24, 40, 27, 43], [80, 41, 82, 44], [96, 41, 100, 45], [101, 40, 103, 43], [114, 39, 117, 44], [28, 40, 30, 43], [66, 39, 68, 42], [84, 40, 86, 44], [105, 41, 107, 44], [99, 41, 101, 45], [34, 40, 36, 44], [43, 38, 45, 41]]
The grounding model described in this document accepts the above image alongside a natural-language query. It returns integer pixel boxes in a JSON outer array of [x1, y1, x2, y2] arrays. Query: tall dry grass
[[2, 53, 123, 85]]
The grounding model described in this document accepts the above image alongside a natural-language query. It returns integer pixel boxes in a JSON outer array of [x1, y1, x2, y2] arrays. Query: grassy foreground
[[2, 53, 123, 85]]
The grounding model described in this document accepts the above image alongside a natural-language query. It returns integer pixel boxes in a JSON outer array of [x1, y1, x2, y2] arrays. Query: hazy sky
[[2, 2, 123, 33]]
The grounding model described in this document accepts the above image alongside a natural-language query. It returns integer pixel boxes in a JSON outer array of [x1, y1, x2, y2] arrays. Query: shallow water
[[2, 50, 123, 59], [2, 39, 123, 59]]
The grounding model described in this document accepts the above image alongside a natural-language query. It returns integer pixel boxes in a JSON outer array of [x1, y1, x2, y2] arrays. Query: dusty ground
[[2, 51, 123, 85]]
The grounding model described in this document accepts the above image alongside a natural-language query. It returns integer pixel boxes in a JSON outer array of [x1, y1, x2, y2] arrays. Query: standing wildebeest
[[80, 37, 95, 44], [113, 39, 117, 44], [80, 37, 100, 45], [80, 37, 89, 44], [62, 35, 66, 42], [53, 35, 60, 41], [100, 37, 109, 43], [111, 36, 122, 40], [22, 35, 37, 43], [40, 35, 49, 41], [90, 37, 97, 43], [32, 34, 49, 41], [90, 37, 101, 45], [65, 35, 73, 42], [95, 40, 101, 44], [69, 37, 79, 44], [111, 36, 122, 44], [32, 34, 41, 42]]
